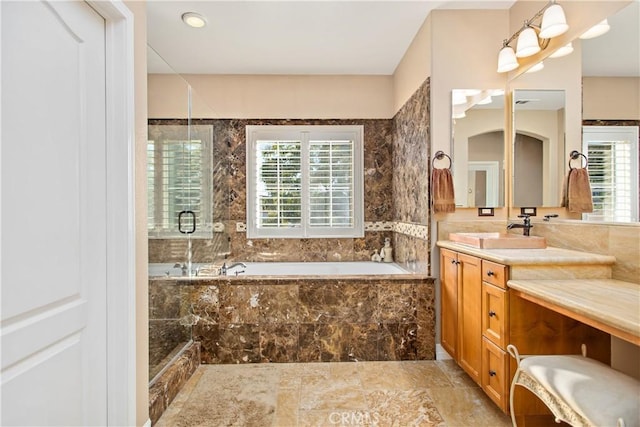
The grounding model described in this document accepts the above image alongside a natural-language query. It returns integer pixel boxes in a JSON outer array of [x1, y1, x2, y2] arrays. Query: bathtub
[[148, 261, 411, 277]]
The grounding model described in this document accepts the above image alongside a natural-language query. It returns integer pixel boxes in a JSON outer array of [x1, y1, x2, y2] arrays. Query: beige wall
[[148, 74, 394, 119], [124, 1, 149, 426], [430, 9, 508, 204], [392, 14, 431, 114], [583, 77, 640, 120]]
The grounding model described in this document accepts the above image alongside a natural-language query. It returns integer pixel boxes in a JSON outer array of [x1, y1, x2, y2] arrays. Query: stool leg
[[509, 370, 519, 427]]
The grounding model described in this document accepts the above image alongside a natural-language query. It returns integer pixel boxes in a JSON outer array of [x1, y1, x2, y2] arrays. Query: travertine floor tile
[[156, 360, 510, 427], [428, 386, 511, 427]]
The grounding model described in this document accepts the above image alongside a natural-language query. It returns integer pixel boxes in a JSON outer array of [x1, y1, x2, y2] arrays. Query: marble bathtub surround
[[149, 77, 432, 275], [155, 359, 511, 427], [152, 275, 436, 365], [149, 341, 200, 426]]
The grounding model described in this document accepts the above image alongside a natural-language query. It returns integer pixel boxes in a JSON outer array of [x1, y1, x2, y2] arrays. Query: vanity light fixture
[[525, 61, 544, 73], [548, 42, 573, 58], [497, 43, 519, 73], [497, 1, 569, 73], [516, 26, 541, 58], [579, 19, 610, 39], [182, 12, 207, 28]]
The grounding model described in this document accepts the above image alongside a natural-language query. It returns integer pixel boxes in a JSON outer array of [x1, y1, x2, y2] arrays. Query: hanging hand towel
[[431, 168, 456, 213], [564, 168, 593, 213]]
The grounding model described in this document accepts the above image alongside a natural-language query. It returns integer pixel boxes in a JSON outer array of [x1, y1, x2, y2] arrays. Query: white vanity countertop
[[507, 278, 640, 345], [436, 241, 616, 266]]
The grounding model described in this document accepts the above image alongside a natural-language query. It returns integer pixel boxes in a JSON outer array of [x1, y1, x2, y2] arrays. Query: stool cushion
[[520, 355, 640, 427]]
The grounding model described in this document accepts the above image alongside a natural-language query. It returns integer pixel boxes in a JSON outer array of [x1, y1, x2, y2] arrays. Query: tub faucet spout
[[219, 262, 247, 276], [173, 262, 188, 275]]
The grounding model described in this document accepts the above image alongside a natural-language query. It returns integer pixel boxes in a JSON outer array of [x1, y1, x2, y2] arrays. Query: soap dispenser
[[381, 237, 393, 263]]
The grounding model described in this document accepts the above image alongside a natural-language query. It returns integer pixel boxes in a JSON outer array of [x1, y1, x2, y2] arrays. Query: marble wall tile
[[182, 283, 220, 326], [149, 341, 200, 426], [258, 284, 299, 324], [216, 323, 262, 364], [150, 117, 402, 264], [191, 323, 219, 364], [149, 280, 182, 319], [149, 320, 191, 376], [298, 282, 379, 324], [299, 323, 379, 362], [260, 323, 299, 363], [392, 78, 430, 226], [151, 276, 436, 365], [378, 283, 418, 324], [379, 323, 419, 361], [608, 225, 640, 283], [218, 283, 262, 324]]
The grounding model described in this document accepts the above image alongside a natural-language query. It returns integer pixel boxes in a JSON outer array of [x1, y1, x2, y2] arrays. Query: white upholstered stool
[[507, 344, 640, 427]]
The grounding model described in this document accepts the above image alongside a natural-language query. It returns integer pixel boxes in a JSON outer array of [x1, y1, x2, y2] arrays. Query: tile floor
[[155, 360, 511, 427]]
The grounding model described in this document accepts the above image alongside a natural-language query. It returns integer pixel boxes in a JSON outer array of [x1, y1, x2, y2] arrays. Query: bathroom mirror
[[581, 2, 640, 223], [512, 89, 565, 207], [451, 89, 505, 208]]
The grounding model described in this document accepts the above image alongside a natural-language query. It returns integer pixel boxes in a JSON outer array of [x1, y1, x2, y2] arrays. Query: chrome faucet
[[507, 214, 533, 236], [173, 262, 188, 275], [219, 262, 247, 276]]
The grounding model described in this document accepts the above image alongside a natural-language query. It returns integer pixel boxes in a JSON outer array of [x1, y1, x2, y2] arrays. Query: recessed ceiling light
[[182, 12, 207, 29]]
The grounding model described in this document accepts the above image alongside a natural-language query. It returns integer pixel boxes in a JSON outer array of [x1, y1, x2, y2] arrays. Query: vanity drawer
[[482, 337, 509, 412], [482, 260, 508, 289], [482, 283, 508, 348]]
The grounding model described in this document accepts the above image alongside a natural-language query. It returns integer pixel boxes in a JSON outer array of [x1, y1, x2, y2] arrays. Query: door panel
[[1, 1, 107, 425]]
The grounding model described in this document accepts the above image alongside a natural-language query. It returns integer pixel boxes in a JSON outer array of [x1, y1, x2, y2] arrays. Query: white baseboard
[[143, 418, 152, 427], [436, 344, 453, 360]]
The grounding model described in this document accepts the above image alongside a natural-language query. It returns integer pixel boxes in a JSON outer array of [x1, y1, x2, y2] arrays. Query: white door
[[1, 1, 108, 425]]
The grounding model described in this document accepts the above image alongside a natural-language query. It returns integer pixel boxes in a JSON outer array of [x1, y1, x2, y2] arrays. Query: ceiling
[[147, 1, 639, 77]]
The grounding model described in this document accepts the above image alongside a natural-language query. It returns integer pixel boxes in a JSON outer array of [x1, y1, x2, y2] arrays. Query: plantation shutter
[[255, 139, 302, 229], [147, 124, 213, 237], [309, 139, 354, 228], [583, 126, 639, 223], [586, 141, 633, 222], [246, 125, 363, 238]]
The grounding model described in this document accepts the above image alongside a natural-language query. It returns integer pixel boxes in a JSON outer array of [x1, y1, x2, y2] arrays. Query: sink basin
[[449, 232, 547, 249]]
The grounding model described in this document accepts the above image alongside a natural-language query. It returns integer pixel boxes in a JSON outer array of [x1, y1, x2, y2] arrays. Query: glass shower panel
[[147, 45, 231, 381], [147, 45, 194, 381]]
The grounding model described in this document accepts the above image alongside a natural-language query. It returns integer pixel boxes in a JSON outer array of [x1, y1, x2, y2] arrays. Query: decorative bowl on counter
[[449, 232, 547, 249]]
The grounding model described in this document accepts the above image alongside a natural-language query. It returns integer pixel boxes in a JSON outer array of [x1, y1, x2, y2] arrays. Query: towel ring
[[568, 150, 588, 170], [432, 150, 452, 170]]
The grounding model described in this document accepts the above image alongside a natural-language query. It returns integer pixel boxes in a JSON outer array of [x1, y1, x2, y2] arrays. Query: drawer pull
[[488, 310, 496, 317], [486, 270, 495, 277], [489, 370, 497, 377]]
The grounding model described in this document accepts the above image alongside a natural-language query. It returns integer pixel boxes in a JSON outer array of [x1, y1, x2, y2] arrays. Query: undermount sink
[[449, 232, 547, 249]]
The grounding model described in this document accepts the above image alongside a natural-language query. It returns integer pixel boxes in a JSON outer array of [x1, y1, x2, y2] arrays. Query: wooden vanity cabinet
[[440, 248, 458, 359], [440, 248, 482, 385], [440, 245, 613, 419], [480, 259, 509, 411], [440, 249, 509, 408]]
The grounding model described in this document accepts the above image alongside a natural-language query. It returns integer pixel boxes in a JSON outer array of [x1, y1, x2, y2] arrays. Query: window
[[147, 124, 213, 237], [583, 126, 639, 222], [246, 125, 364, 238]]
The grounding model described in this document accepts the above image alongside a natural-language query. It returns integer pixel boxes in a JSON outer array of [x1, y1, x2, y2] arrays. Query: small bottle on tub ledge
[[380, 237, 393, 263]]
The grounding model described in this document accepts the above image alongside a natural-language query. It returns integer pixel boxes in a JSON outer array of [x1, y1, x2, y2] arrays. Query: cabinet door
[[482, 337, 509, 412], [482, 282, 508, 348], [440, 248, 458, 359], [458, 253, 482, 385]]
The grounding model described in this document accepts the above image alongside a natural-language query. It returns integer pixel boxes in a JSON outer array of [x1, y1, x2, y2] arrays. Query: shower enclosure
[[147, 46, 230, 381]]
